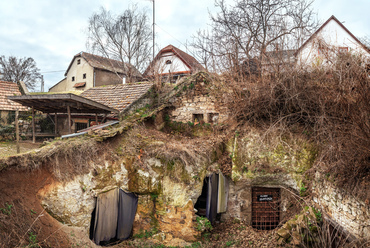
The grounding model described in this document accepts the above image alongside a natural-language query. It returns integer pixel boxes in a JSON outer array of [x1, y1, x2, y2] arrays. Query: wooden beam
[[95, 113, 98, 123], [67, 105, 71, 134], [32, 107, 35, 143], [16, 109, 20, 153]]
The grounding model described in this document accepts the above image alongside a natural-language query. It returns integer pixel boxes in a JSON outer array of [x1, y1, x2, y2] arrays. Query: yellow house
[[49, 52, 142, 92]]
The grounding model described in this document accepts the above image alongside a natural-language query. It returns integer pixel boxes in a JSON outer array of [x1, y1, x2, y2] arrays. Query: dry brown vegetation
[[215, 53, 370, 201]]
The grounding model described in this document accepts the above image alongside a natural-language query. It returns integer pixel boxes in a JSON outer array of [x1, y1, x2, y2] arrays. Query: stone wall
[[169, 81, 228, 124], [312, 172, 370, 240], [221, 175, 299, 225]]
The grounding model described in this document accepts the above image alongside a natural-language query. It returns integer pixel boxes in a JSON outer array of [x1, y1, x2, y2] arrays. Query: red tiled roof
[[74, 82, 86, 88], [144, 45, 205, 76], [80, 82, 153, 112], [65, 52, 142, 78], [0, 81, 28, 111]]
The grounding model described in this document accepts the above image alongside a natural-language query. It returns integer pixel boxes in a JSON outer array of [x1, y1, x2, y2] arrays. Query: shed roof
[[80, 82, 153, 112], [8, 93, 118, 114], [144, 45, 205, 76], [0, 81, 28, 111]]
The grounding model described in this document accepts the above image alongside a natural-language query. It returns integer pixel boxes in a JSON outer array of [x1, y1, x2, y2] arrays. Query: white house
[[296, 15, 370, 68], [144, 45, 205, 82]]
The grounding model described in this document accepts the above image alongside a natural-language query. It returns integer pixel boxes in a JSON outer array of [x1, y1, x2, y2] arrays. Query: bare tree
[[192, 0, 318, 73], [0, 56, 41, 90], [86, 6, 152, 82]]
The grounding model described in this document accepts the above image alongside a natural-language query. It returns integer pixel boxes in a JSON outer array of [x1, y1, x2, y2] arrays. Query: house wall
[[147, 52, 191, 76], [95, 70, 125, 87], [297, 20, 370, 67], [49, 78, 67, 92], [49, 56, 94, 92]]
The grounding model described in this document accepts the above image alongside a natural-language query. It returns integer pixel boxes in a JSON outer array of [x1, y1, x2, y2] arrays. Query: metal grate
[[252, 187, 280, 230]]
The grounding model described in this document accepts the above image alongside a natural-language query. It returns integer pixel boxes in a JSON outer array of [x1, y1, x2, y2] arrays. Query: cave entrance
[[252, 187, 280, 230], [194, 173, 229, 223], [89, 188, 138, 245]]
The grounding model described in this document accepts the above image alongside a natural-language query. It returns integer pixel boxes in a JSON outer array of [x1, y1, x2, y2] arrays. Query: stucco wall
[[95, 69, 125, 87], [147, 52, 190, 76], [297, 19, 370, 67]]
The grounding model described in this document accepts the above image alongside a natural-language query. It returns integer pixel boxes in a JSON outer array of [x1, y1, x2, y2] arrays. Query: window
[[72, 76, 75, 82], [75, 122, 88, 132], [166, 60, 172, 65], [192, 113, 204, 123], [83, 73, 86, 79], [338, 47, 348, 53], [77, 59, 81, 65]]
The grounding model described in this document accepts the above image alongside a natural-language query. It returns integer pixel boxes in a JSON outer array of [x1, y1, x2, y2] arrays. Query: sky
[[0, 0, 369, 91]]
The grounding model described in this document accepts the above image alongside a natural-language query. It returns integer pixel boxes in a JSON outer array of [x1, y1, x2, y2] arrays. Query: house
[[296, 15, 370, 67], [49, 52, 142, 92], [0, 81, 28, 125], [144, 45, 205, 82], [261, 49, 296, 74]]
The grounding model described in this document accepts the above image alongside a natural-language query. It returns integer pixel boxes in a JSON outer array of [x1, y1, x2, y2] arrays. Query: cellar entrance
[[252, 187, 280, 230]]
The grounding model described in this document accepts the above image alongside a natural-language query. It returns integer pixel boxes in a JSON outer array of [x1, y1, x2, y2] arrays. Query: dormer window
[[72, 76, 75, 82], [83, 73, 86, 79], [166, 60, 172, 65], [77, 59, 81, 65]]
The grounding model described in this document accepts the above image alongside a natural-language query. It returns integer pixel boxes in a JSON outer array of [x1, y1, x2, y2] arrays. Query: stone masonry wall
[[169, 81, 228, 124], [312, 172, 370, 240]]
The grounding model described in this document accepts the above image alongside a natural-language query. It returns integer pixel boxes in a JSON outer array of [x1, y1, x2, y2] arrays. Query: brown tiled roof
[[144, 45, 205, 76], [0, 81, 28, 111], [80, 82, 153, 112], [65, 52, 142, 78], [73, 82, 86, 88]]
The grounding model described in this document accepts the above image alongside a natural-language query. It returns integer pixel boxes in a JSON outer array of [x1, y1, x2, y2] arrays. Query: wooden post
[[95, 113, 98, 124], [16, 109, 20, 153], [32, 106, 35, 143], [54, 113, 58, 135], [67, 105, 71, 134]]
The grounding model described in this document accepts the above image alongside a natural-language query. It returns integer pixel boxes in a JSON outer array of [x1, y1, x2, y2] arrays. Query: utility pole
[[153, 0, 155, 61], [41, 75, 44, 92]]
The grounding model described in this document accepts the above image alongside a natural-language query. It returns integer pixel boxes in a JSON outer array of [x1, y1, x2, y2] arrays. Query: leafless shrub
[[220, 50, 370, 200]]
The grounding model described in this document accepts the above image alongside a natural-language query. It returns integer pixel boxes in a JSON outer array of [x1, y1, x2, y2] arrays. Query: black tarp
[[206, 173, 218, 223], [90, 188, 138, 245]]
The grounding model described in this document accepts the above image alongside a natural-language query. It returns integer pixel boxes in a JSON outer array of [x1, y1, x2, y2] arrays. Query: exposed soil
[[0, 167, 71, 248]]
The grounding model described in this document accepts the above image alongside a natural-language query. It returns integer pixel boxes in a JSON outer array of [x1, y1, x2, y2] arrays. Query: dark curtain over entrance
[[116, 190, 138, 240], [91, 188, 138, 245], [206, 173, 218, 223]]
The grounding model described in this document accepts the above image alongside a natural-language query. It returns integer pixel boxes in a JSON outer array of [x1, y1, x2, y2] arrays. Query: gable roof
[[296, 15, 370, 56], [65, 52, 142, 78], [80, 82, 153, 112], [144, 45, 205, 76], [0, 81, 28, 111]]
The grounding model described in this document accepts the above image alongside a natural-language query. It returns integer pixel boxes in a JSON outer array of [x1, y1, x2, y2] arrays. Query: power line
[[155, 24, 198, 58], [40, 70, 65, 74]]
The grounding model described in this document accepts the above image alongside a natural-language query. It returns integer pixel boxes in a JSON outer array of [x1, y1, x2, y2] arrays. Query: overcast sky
[[0, 0, 369, 91]]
